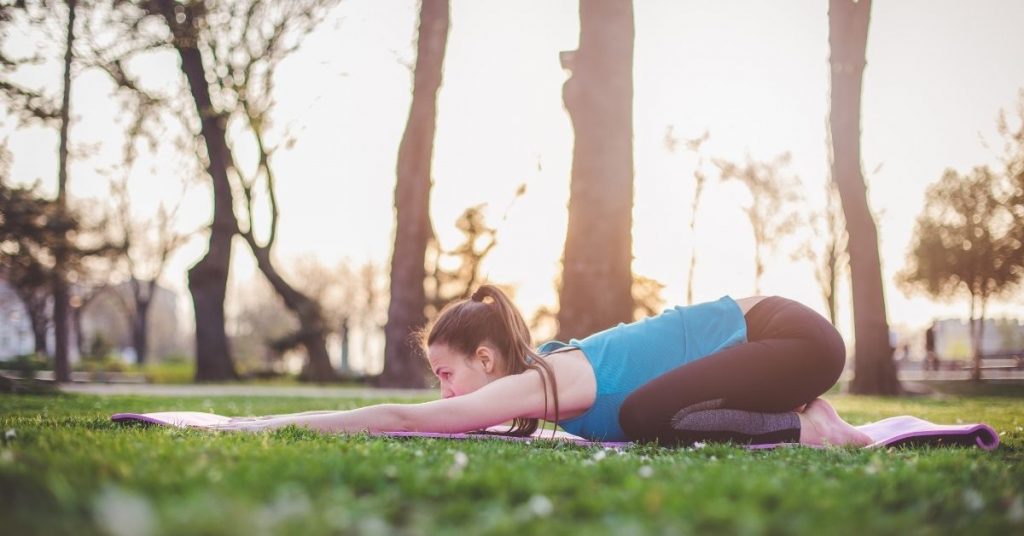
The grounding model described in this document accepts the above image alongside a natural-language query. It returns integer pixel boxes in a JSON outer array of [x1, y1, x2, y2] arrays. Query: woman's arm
[[213, 368, 559, 435]]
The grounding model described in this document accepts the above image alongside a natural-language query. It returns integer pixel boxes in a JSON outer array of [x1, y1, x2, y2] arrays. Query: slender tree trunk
[[339, 316, 350, 373], [685, 176, 705, 305], [132, 301, 150, 365], [156, 0, 238, 381], [381, 0, 449, 388], [72, 300, 87, 357], [50, 0, 77, 382], [828, 0, 900, 395], [557, 0, 635, 340], [971, 296, 987, 382], [130, 279, 154, 365]]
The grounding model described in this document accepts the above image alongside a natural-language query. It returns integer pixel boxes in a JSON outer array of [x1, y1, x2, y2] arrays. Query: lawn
[[2, 386, 1023, 535]]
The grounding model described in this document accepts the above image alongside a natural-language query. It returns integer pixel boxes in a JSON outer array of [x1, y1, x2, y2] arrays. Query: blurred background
[[1, 0, 1022, 393]]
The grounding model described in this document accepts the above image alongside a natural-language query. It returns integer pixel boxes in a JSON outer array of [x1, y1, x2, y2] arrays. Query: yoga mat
[[110, 411, 999, 450]]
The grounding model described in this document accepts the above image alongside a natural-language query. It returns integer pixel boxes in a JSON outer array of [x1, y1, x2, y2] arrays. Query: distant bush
[[140, 361, 194, 384], [0, 354, 50, 379]]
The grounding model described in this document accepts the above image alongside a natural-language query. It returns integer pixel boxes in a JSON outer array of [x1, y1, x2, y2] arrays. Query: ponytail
[[424, 285, 559, 437]]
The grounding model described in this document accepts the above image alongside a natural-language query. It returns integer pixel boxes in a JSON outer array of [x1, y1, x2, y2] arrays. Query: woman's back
[[539, 296, 748, 441]]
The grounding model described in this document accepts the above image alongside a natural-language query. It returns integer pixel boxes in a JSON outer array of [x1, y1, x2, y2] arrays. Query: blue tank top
[[537, 296, 747, 441]]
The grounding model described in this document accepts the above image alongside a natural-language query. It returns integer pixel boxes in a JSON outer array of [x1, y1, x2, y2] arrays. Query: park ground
[[2, 382, 1023, 535]]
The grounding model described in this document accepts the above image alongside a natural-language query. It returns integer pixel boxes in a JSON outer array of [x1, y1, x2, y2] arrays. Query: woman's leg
[[618, 297, 858, 446]]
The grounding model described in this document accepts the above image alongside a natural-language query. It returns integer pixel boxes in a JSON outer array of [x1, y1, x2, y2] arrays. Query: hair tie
[[471, 288, 487, 302]]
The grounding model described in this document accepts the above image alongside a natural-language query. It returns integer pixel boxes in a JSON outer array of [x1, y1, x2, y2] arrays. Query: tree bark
[[556, 0, 635, 340], [380, 0, 449, 388], [51, 0, 77, 382], [828, 0, 900, 395], [156, 0, 238, 381]]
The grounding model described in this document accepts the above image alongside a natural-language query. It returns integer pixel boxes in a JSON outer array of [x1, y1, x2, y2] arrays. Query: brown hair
[[424, 284, 559, 437]]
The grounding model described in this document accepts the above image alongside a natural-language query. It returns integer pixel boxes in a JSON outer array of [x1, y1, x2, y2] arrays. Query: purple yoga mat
[[110, 411, 999, 450]]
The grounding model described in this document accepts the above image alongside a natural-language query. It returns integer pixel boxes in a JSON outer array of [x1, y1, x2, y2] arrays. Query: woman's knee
[[817, 322, 847, 384]]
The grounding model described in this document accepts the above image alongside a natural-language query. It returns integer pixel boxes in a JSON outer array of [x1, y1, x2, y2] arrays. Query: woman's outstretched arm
[[212, 368, 558, 435]]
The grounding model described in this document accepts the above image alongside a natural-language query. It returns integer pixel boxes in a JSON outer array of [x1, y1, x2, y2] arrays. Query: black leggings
[[618, 297, 846, 446]]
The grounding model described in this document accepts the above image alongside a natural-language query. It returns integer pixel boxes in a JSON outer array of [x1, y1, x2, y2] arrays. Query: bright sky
[[4, 0, 1024, 365]]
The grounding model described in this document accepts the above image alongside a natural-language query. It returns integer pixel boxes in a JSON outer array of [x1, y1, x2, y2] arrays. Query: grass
[[2, 387, 1023, 535]]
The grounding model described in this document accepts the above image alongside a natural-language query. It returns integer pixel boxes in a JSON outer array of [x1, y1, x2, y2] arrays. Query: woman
[[216, 285, 871, 447]]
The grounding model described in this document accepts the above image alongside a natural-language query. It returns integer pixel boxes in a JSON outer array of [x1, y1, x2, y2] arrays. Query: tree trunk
[[972, 296, 988, 382], [380, 0, 450, 388], [556, 0, 635, 340], [156, 0, 238, 381], [828, 0, 900, 395], [15, 288, 49, 355], [339, 316, 350, 373], [131, 282, 152, 365], [249, 246, 338, 382], [52, 0, 76, 382], [31, 314, 47, 356], [132, 305, 149, 365]]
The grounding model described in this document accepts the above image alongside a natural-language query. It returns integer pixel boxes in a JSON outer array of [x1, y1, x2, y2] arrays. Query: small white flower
[[691, 441, 706, 450], [1007, 495, 1024, 523], [592, 450, 607, 462], [638, 465, 654, 478], [528, 494, 554, 517], [4, 429, 15, 441], [93, 486, 156, 536], [962, 489, 984, 512], [453, 451, 469, 468]]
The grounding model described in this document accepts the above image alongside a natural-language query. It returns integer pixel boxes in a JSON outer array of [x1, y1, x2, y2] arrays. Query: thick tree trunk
[[52, 0, 76, 382], [157, 0, 239, 381], [828, 0, 900, 395], [556, 0, 635, 340], [380, 0, 449, 388], [249, 246, 338, 382]]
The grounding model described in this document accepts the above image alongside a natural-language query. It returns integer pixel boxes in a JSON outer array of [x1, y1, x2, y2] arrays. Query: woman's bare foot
[[797, 398, 872, 447]]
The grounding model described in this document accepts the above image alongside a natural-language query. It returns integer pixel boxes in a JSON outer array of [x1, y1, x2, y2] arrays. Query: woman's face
[[427, 343, 501, 399]]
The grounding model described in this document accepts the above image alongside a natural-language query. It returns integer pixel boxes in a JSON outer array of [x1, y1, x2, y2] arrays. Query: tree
[[0, 179, 120, 360], [899, 167, 1021, 380], [425, 204, 497, 316], [381, 0, 450, 388], [95, 0, 338, 380], [556, 0, 635, 341], [714, 153, 803, 295], [664, 128, 710, 305], [828, 0, 900, 394], [147, 0, 240, 381], [997, 91, 1024, 240], [0, 0, 82, 381], [798, 180, 847, 325], [108, 178, 190, 365]]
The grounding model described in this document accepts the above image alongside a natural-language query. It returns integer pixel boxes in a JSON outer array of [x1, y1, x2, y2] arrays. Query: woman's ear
[[474, 345, 496, 374]]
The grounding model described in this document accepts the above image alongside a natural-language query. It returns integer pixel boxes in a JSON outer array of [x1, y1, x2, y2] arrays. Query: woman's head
[[423, 285, 558, 436]]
